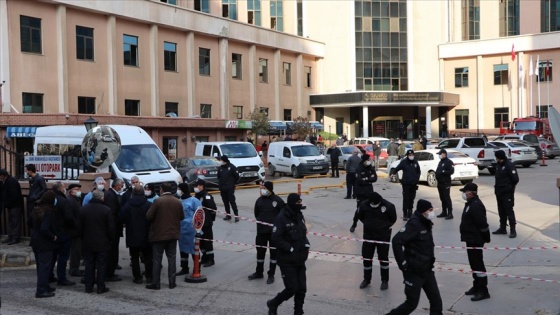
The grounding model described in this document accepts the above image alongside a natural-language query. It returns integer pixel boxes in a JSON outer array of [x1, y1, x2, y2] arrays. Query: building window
[[259, 58, 268, 83], [161, 0, 177, 4], [284, 109, 292, 121], [20, 15, 42, 54], [125, 99, 140, 116], [165, 102, 178, 116], [232, 53, 242, 79], [499, 0, 520, 36], [200, 104, 212, 118], [76, 26, 94, 61], [22, 93, 43, 113], [78, 97, 96, 114], [462, 0, 480, 40], [537, 105, 551, 118], [195, 136, 209, 143], [195, 0, 210, 13], [542, 0, 560, 32], [455, 67, 469, 87], [493, 64, 508, 85], [455, 109, 469, 129], [304, 66, 312, 88], [283, 62, 291, 85], [225, 136, 237, 142], [233, 105, 243, 119], [163, 42, 177, 71], [248, 0, 261, 25], [297, 0, 303, 36], [260, 107, 269, 116], [537, 60, 553, 82], [222, 0, 238, 20], [123, 35, 139, 66], [162, 137, 177, 161], [199, 48, 211, 75], [270, 0, 284, 31], [494, 108, 509, 128]]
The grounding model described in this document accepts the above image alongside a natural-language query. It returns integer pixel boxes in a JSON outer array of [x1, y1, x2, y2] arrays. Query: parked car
[[387, 149, 479, 187], [538, 139, 560, 159], [352, 144, 388, 167], [488, 141, 538, 167], [326, 145, 359, 169], [171, 156, 221, 190], [428, 137, 501, 174], [494, 134, 542, 157]]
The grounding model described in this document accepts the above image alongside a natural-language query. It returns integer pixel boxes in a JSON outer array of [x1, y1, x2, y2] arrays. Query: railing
[[0, 145, 25, 179]]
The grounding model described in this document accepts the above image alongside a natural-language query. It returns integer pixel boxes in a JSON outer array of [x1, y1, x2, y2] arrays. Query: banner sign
[[24, 155, 62, 179]]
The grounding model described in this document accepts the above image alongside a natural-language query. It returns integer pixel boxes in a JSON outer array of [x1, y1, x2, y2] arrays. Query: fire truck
[[499, 116, 553, 140]]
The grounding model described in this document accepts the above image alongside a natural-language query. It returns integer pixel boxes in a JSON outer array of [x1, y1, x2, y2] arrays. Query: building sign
[[225, 120, 253, 129], [363, 92, 442, 103], [24, 155, 62, 179], [7, 126, 37, 138], [310, 91, 458, 106]]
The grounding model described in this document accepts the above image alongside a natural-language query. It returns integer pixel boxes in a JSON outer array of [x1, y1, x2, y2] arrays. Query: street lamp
[[84, 116, 98, 132]]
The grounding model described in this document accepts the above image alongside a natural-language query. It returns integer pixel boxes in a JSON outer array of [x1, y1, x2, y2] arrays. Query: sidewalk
[[0, 237, 35, 268]]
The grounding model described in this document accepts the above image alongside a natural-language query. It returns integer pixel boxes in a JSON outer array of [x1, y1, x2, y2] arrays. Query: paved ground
[[1, 161, 559, 315]]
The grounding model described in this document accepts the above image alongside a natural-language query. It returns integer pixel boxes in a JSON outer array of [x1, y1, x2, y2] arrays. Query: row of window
[[454, 62, 554, 88], [19, 15, 312, 87], [455, 105, 552, 129]]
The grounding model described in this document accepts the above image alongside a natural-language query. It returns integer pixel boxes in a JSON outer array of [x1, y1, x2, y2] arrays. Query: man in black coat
[[25, 164, 47, 224], [391, 149, 421, 221], [80, 190, 115, 294], [104, 178, 124, 281], [51, 182, 76, 286], [267, 193, 310, 315], [459, 183, 491, 302], [358, 192, 396, 290], [387, 199, 442, 315], [120, 185, 153, 284], [435, 149, 455, 219], [350, 154, 377, 232], [0, 169, 23, 245], [193, 178, 217, 267], [248, 181, 285, 284], [217, 155, 240, 222], [492, 149, 520, 238], [326, 144, 342, 178], [119, 176, 140, 208], [65, 183, 84, 277]]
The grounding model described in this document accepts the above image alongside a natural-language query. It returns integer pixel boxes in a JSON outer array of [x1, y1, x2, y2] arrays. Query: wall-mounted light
[[181, 137, 187, 144], [191, 135, 197, 142], [355, 120, 359, 124], [84, 116, 98, 131], [414, 119, 418, 123]]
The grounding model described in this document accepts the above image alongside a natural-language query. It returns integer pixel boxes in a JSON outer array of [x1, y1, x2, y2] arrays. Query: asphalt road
[[1, 161, 559, 315]]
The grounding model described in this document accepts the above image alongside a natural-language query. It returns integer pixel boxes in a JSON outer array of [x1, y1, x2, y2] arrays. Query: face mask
[[144, 191, 151, 197], [221, 161, 226, 165], [462, 192, 468, 201], [194, 187, 201, 193], [426, 211, 435, 221], [292, 204, 303, 212], [62, 189, 67, 194], [75, 191, 82, 198], [176, 189, 182, 196], [54, 198, 58, 206], [131, 184, 136, 189], [364, 161, 371, 166], [408, 156, 414, 160], [97, 184, 105, 191], [261, 189, 269, 196], [370, 202, 381, 208]]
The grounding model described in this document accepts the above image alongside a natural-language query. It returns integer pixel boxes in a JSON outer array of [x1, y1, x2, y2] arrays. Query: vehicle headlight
[[259, 162, 264, 168], [298, 158, 307, 164], [177, 175, 183, 183]]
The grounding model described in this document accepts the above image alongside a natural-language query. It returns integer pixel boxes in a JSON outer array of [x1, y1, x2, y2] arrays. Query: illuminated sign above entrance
[[310, 91, 459, 107]]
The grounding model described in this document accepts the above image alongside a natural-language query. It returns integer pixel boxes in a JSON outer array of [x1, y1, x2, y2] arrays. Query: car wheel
[[522, 163, 531, 168], [268, 164, 277, 176], [427, 171, 437, 187], [460, 179, 473, 185], [548, 155, 555, 159], [291, 166, 301, 178], [487, 168, 496, 175]]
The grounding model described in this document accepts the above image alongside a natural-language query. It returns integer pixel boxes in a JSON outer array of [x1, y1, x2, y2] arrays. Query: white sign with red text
[[24, 155, 62, 179]]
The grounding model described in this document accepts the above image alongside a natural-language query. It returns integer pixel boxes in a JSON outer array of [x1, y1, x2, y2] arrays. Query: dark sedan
[[172, 156, 221, 191]]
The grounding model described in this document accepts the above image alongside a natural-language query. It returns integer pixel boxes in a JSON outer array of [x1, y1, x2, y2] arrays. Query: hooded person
[[268, 193, 310, 315], [388, 199, 442, 315], [217, 155, 240, 221], [177, 182, 200, 276], [350, 154, 378, 232]]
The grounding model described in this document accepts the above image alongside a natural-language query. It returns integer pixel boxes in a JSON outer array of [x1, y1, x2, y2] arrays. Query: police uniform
[[459, 183, 491, 301], [217, 155, 240, 221], [493, 150, 519, 237], [392, 150, 421, 220], [435, 149, 454, 219], [358, 192, 397, 289], [194, 179, 217, 267], [388, 199, 442, 315], [268, 194, 310, 315], [249, 181, 285, 283], [350, 155, 377, 232]]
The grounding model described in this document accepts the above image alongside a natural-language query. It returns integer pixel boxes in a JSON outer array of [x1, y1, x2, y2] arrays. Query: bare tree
[[246, 107, 270, 139], [291, 116, 313, 141]]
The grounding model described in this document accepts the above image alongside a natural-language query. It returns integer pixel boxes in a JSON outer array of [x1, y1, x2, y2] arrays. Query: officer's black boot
[[203, 254, 215, 267], [380, 268, 389, 290], [360, 270, 372, 289], [176, 253, 189, 276], [492, 225, 507, 235], [407, 209, 412, 219], [509, 225, 517, 238], [248, 262, 264, 280], [436, 211, 447, 218], [267, 263, 276, 284], [445, 209, 453, 220], [402, 210, 409, 221], [267, 298, 279, 315]]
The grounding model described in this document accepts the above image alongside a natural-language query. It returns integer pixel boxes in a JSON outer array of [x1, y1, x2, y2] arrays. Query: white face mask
[[144, 191, 151, 197], [462, 192, 468, 201], [97, 184, 105, 191], [75, 191, 82, 198], [370, 202, 381, 208], [408, 156, 414, 161], [364, 161, 372, 166], [261, 189, 269, 196], [176, 189, 182, 196], [194, 187, 201, 193], [426, 211, 435, 221]]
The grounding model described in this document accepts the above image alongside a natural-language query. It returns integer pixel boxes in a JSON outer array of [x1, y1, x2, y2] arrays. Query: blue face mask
[[54, 198, 58, 206]]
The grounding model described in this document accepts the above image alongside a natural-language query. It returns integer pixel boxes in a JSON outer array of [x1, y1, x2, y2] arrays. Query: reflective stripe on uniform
[[270, 260, 277, 264], [363, 266, 373, 270], [475, 273, 487, 278], [380, 265, 390, 269], [180, 258, 188, 262], [257, 259, 265, 263], [205, 251, 214, 255]]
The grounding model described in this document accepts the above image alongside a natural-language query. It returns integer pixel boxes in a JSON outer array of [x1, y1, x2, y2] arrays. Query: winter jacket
[[387, 142, 399, 156], [354, 163, 377, 198], [179, 195, 200, 254], [28, 174, 47, 202], [254, 194, 285, 234], [435, 157, 454, 186], [53, 190, 76, 237], [120, 195, 151, 248], [326, 147, 342, 162], [393, 158, 421, 186], [80, 199, 115, 252], [217, 163, 240, 191], [494, 160, 519, 194], [1, 175, 23, 208], [104, 189, 123, 237], [30, 203, 59, 253], [460, 196, 490, 244], [345, 154, 361, 173], [272, 205, 310, 266], [358, 199, 397, 239], [65, 192, 82, 238], [392, 211, 436, 273], [146, 193, 184, 242]]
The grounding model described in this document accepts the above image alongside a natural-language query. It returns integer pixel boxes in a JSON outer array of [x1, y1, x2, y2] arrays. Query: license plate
[[313, 166, 323, 170], [209, 171, 217, 175], [242, 172, 258, 177], [523, 151, 531, 154], [460, 172, 471, 176]]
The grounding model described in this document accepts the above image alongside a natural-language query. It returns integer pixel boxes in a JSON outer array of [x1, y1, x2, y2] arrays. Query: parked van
[[34, 125, 182, 191], [195, 142, 265, 184], [267, 141, 329, 178]]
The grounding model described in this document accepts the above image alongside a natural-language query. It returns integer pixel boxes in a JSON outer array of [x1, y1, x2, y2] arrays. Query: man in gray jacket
[[344, 149, 361, 199]]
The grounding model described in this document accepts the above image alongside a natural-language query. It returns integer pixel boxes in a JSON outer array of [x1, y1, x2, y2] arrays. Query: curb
[[0, 238, 35, 268]]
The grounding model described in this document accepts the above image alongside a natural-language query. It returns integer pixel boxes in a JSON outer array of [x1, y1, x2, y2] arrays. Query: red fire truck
[[499, 116, 553, 140]]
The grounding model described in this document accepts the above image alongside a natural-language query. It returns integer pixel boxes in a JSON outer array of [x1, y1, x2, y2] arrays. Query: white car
[[488, 140, 538, 167], [387, 149, 479, 187]]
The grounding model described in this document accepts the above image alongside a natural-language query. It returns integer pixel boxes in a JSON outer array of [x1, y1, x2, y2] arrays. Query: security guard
[[193, 179, 217, 267], [391, 149, 420, 221], [248, 181, 285, 284], [387, 199, 442, 315], [217, 155, 240, 222], [267, 193, 310, 315], [492, 150, 519, 238], [435, 149, 454, 219], [350, 154, 377, 232], [358, 192, 396, 290], [459, 183, 491, 302]]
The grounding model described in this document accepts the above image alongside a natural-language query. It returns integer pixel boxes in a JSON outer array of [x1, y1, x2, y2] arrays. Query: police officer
[[248, 181, 285, 284], [358, 192, 396, 290], [193, 179, 217, 267], [492, 149, 519, 238], [217, 155, 240, 222], [435, 149, 454, 220], [344, 149, 361, 199], [391, 149, 421, 221], [459, 183, 491, 302], [387, 199, 442, 315], [350, 154, 377, 232], [326, 144, 342, 178], [267, 193, 310, 315]]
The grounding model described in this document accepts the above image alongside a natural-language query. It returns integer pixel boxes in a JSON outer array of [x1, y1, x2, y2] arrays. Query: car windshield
[[220, 143, 258, 158], [522, 134, 539, 144], [378, 140, 391, 148], [508, 142, 529, 147], [115, 144, 171, 172], [190, 158, 221, 167], [292, 145, 321, 157], [341, 147, 355, 154], [446, 151, 469, 158], [513, 121, 537, 131]]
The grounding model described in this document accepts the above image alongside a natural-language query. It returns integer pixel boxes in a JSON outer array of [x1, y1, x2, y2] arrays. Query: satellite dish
[[81, 125, 122, 169]]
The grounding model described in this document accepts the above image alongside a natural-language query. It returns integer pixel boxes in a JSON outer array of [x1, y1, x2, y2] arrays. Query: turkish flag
[[511, 44, 516, 61], [546, 59, 550, 78]]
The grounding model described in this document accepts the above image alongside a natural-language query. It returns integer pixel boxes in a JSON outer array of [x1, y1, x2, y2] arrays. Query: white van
[[34, 125, 182, 190], [195, 142, 265, 184], [267, 141, 329, 178]]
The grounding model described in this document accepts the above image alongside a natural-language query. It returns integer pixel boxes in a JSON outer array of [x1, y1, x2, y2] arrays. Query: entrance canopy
[[310, 91, 459, 108]]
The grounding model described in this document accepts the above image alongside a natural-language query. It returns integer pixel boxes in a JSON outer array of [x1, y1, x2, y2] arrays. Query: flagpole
[[547, 59, 550, 111], [537, 55, 541, 118], [519, 53, 523, 117], [530, 55, 533, 116]]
